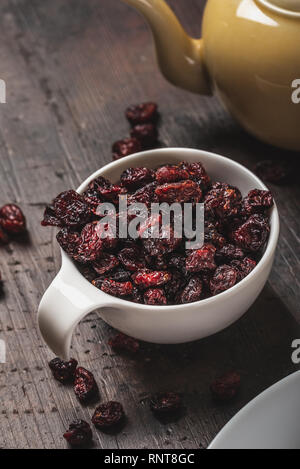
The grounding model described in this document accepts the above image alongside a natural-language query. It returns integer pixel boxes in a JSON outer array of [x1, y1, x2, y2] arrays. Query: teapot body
[[202, 0, 300, 150]]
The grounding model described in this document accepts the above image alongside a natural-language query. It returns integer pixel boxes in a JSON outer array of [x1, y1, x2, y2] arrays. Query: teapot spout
[[121, 0, 212, 95]]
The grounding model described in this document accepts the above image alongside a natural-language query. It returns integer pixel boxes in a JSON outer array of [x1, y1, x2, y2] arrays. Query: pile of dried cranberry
[[42, 158, 273, 305]]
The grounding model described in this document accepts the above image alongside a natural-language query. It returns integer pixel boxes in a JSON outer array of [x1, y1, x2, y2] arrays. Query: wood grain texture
[[0, 0, 299, 449]]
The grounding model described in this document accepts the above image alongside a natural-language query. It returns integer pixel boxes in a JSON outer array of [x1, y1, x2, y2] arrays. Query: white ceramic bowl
[[38, 148, 280, 359], [209, 371, 300, 449]]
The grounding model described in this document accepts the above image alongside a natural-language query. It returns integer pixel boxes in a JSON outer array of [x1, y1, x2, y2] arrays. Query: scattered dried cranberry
[[92, 401, 125, 430], [74, 367, 98, 403], [49, 357, 78, 384], [112, 138, 142, 161], [63, 420, 93, 447], [144, 288, 167, 305], [120, 167, 155, 190], [210, 371, 241, 402], [108, 333, 140, 354], [150, 392, 181, 414], [233, 214, 270, 253], [126, 102, 158, 126], [254, 160, 291, 184], [0, 204, 26, 235], [130, 123, 158, 148], [100, 279, 133, 297], [92, 254, 119, 275], [210, 265, 238, 296], [186, 244, 216, 272], [242, 189, 274, 216], [132, 270, 172, 289], [180, 276, 203, 304], [155, 180, 202, 204]]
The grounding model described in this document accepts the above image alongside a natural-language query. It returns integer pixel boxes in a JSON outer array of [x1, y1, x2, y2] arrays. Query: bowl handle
[[38, 261, 116, 359]]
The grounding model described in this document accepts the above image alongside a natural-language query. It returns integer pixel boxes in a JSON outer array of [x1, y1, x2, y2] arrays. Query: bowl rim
[[61, 147, 280, 311]]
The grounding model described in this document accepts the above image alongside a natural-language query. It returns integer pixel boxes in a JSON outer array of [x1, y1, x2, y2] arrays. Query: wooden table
[[0, 0, 299, 450]]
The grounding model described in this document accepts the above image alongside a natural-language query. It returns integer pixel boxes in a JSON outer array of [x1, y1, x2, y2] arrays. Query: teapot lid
[[257, 0, 300, 16]]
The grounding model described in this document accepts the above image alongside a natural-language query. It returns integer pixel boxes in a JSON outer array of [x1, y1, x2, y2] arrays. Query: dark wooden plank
[[0, 0, 299, 449]]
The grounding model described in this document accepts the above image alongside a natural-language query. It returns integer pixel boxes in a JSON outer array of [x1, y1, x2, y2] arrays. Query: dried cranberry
[[92, 269, 131, 289], [210, 265, 238, 296], [130, 123, 158, 148], [41, 205, 62, 227], [215, 244, 245, 265], [180, 276, 203, 304], [138, 214, 161, 239], [108, 333, 140, 354], [0, 204, 26, 234], [52, 190, 91, 228], [242, 189, 274, 216], [168, 254, 186, 272], [63, 420, 93, 447], [49, 357, 78, 384], [92, 254, 119, 275], [57, 228, 80, 259], [150, 392, 181, 414], [127, 182, 158, 207], [180, 161, 211, 190], [204, 220, 227, 248], [126, 102, 158, 126], [254, 160, 291, 184], [143, 226, 181, 257], [231, 257, 257, 281], [92, 401, 125, 430], [144, 288, 167, 305], [165, 269, 185, 302], [132, 270, 172, 289], [100, 279, 133, 297], [90, 176, 122, 203], [75, 222, 103, 263], [118, 247, 145, 272], [78, 265, 97, 283], [112, 138, 142, 161], [0, 226, 9, 244], [186, 244, 216, 272], [74, 367, 98, 403], [205, 183, 242, 220], [155, 180, 202, 204], [155, 165, 190, 184], [120, 167, 155, 190], [210, 371, 241, 402], [233, 214, 270, 252], [82, 188, 102, 214]]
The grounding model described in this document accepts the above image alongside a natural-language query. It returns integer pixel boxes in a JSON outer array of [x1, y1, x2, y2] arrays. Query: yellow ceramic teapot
[[122, 0, 300, 151]]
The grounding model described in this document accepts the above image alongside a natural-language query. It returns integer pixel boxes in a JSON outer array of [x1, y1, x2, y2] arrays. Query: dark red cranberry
[[210, 265, 239, 296], [155, 180, 202, 204], [49, 357, 78, 384], [155, 165, 189, 184], [126, 102, 158, 126], [120, 167, 155, 190], [108, 333, 140, 354], [205, 183, 242, 220], [63, 420, 93, 447], [74, 367, 98, 403], [92, 254, 119, 275], [210, 371, 241, 402], [0, 226, 9, 244], [92, 401, 125, 430], [233, 214, 270, 253], [186, 244, 216, 272], [52, 190, 91, 228], [144, 288, 167, 305], [242, 189, 274, 215], [112, 138, 142, 161], [180, 276, 203, 304], [0, 204, 26, 234], [150, 392, 182, 414], [254, 160, 291, 184], [130, 123, 158, 148], [132, 270, 172, 289], [41, 205, 62, 227], [100, 279, 133, 298]]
